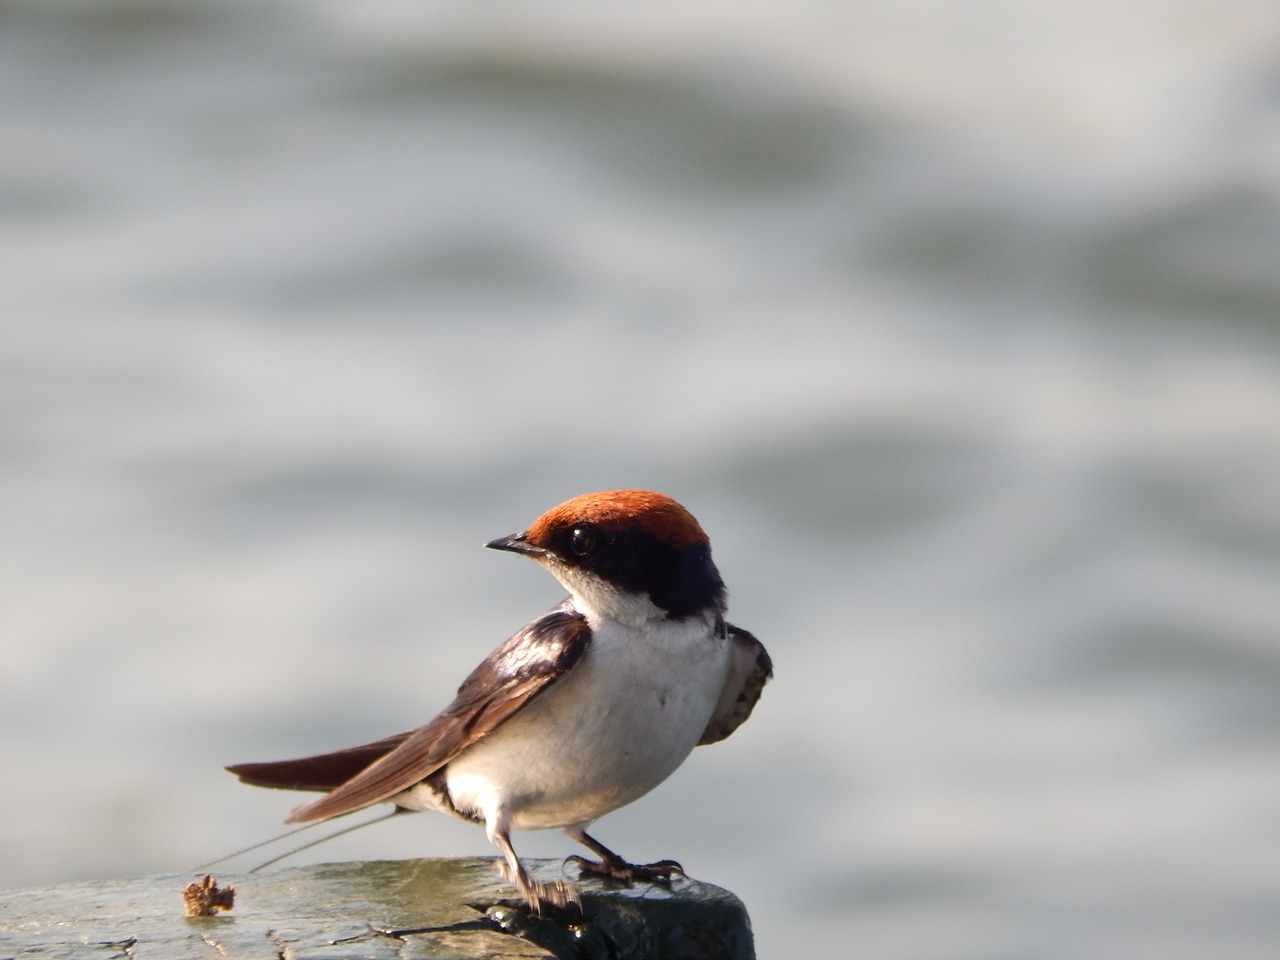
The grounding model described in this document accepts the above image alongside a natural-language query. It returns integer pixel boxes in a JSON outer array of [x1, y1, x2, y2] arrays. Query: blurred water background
[[3, 1, 1280, 957]]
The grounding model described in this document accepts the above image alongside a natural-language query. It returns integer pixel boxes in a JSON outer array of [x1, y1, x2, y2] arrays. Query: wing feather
[[698, 623, 772, 746], [227, 600, 591, 824]]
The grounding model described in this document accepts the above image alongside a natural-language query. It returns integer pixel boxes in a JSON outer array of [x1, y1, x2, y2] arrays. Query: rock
[[0, 858, 756, 959]]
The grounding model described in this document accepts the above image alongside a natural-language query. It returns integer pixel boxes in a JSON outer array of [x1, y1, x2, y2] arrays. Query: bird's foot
[[494, 858, 581, 916], [566, 854, 686, 886]]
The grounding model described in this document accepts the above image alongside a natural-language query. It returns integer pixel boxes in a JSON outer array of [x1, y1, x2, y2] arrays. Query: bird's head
[[486, 489, 726, 625]]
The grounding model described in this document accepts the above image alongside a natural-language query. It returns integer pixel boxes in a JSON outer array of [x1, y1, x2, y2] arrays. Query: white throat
[[539, 559, 665, 626]]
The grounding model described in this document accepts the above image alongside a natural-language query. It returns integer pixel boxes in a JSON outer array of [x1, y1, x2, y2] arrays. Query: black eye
[[569, 524, 598, 556]]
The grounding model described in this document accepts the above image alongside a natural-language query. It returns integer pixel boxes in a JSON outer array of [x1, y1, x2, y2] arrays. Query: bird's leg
[[488, 814, 580, 915], [564, 827, 686, 885]]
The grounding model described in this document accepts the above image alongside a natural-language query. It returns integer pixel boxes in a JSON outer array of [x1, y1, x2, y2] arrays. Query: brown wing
[[698, 623, 772, 746], [237, 601, 592, 824]]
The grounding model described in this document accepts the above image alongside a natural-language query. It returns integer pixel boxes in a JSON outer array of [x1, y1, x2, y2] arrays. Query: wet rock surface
[[0, 858, 755, 959]]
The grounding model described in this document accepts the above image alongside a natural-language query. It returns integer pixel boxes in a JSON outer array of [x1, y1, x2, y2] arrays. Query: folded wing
[[227, 600, 592, 824], [698, 623, 772, 746]]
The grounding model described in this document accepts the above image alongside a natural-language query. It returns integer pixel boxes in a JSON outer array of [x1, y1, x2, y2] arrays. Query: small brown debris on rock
[[182, 874, 235, 917]]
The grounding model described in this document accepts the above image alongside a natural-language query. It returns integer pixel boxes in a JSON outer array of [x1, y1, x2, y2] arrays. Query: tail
[[226, 731, 412, 794], [195, 808, 408, 873]]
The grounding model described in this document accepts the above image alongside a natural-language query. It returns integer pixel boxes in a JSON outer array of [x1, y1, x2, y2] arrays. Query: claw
[[495, 857, 582, 915], [566, 854, 686, 885]]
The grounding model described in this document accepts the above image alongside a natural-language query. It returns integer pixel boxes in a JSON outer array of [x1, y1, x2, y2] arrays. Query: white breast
[[434, 612, 729, 832]]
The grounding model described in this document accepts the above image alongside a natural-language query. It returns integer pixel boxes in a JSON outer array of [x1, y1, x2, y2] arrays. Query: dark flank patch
[[421, 767, 482, 824]]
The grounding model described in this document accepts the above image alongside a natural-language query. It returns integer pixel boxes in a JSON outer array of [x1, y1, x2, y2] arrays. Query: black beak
[[485, 532, 546, 557]]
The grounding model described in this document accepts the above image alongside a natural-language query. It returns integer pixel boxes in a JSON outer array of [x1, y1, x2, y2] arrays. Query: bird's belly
[[431, 622, 728, 831]]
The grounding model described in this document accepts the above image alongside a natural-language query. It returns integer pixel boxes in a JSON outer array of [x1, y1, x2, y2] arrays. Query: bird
[[227, 489, 772, 913]]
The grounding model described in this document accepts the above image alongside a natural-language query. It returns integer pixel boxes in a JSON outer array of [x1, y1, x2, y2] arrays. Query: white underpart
[[395, 567, 731, 834]]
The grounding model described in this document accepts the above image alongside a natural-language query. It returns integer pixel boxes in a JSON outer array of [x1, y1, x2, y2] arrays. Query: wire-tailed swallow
[[227, 489, 772, 913]]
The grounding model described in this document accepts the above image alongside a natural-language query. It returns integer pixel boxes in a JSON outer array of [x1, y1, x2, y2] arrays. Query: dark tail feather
[[227, 731, 412, 793], [195, 808, 408, 873], [195, 820, 324, 870], [248, 808, 407, 872]]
